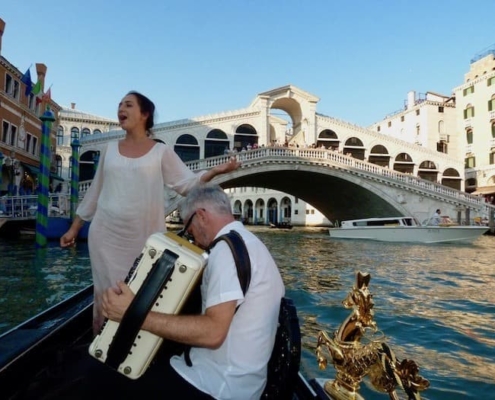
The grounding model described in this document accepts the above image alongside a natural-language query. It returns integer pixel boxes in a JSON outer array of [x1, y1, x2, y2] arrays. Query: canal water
[[1, 228, 494, 399]]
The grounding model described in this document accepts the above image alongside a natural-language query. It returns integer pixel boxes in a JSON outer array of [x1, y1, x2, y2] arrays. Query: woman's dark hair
[[126, 91, 155, 132]]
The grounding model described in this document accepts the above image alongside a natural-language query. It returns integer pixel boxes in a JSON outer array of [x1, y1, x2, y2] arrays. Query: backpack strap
[[208, 230, 251, 296], [184, 230, 251, 367]]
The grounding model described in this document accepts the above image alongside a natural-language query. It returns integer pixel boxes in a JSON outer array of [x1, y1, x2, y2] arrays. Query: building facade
[[56, 103, 119, 183], [0, 18, 62, 196], [453, 50, 495, 197]]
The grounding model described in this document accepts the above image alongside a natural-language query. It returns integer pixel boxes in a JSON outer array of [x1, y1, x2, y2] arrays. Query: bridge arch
[[368, 144, 390, 167], [442, 167, 462, 190], [205, 129, 229, 158], [270, 97, 303, 137], [343, 137, 365, 159], [317, 129, 339, 150], [234, 124, 258, 151], [417, 160, 438, 182], [175, 134, 200, 162], [393, 152, 415, 174]]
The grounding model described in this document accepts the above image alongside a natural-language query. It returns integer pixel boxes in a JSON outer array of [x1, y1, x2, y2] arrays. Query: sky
[[2, 0, 495, 127]]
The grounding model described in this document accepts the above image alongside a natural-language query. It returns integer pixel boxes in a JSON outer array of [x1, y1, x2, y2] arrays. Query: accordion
[[88, 231, 208, 379]]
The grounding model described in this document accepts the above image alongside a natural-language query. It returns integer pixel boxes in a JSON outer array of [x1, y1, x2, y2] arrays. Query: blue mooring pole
[[35, 107, 56, 249]]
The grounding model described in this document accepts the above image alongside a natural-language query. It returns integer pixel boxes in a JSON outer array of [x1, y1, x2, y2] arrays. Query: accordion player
[[88, 231, 208, 379]]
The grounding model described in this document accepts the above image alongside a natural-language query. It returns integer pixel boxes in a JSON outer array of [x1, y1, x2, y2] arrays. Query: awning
[[22, 163, 65, 182], [472, 185, 495, 195]]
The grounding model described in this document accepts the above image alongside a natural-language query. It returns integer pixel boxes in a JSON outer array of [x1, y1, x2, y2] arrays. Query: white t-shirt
[[171, 221, 285, 399]]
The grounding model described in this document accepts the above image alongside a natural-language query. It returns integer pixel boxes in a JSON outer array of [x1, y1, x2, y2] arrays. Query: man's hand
[[102, 281, 135, 322]]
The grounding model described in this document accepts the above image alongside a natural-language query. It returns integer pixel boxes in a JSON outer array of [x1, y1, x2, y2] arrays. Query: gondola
[[0, 285, 328, 400], [0, 255, 429, 400]]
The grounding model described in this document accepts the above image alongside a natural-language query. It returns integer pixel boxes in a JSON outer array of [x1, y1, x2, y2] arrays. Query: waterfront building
[[0, 18, 62, 196], [453, 48, 495, 198], [226, 187, 332, 227], [56, 103, 119, 183], [368, 46, 495, 199], [368, 91, 459, 161]]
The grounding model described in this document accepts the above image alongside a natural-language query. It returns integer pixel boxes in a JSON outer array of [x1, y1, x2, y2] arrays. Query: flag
[[21, 68, 33, 96], [42, 87, 51, 103], [31, 80, 42, 95], [32, 80, 43, 105]]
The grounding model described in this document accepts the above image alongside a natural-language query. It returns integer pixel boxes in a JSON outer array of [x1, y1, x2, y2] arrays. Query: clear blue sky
[[2, 1, 494, 127]]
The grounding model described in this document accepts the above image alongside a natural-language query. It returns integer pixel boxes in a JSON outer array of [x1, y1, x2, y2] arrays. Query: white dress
[[76, 141, 205, 332]]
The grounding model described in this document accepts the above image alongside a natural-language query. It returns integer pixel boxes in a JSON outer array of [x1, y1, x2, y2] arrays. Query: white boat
[[328, 216, 490, 243]]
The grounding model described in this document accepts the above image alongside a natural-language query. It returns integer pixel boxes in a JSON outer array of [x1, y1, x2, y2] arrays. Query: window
[[464, 105, 475, 119], [466, 129, 473, 144], [488, 76, 495, 86], [26, 133, 38, 156], [416, 125, 420, 136], [12, 80, 20, 99], [415, 109, 420, 116], [438, 106, 444, 113], [490, 153, 495, 165], [93, 129, 102, 135], [465, 156, 476, 168], [71, 127, 80, 139], [463, 85, 475, 96], [400, 116, 405, 122], [489, 96, 495, 111], [2, 121, 17, 146], [5, 74, 13, 94], [438, 120, 444, 133], [9, 125, 17, 146], [57, 126, 64, 145], [81, 128, 91, 137], [2, 121, 9, 143], [492, 123, 495, 138], [377, 126, 381, 132], [388, 121, 392, 127]]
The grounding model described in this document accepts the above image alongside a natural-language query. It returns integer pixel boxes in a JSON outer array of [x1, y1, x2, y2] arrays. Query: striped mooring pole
[[70, 137, 81, 220], [35, 107, 56, 248]]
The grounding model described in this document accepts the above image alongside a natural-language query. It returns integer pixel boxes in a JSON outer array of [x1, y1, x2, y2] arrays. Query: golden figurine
[[315, 272, 429, 400]]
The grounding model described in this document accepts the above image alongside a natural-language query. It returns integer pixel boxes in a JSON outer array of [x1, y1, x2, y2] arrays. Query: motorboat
[[328, 216, 490, 244], [269, 221, 293, 230]]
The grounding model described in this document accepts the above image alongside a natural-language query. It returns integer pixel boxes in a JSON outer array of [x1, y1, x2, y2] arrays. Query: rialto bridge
[[77, 146, 493, 225], [76, 85, 494, 224]]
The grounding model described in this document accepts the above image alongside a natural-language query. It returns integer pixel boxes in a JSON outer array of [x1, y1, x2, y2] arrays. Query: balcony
[[490, 110, 495, 122], [439, 134, 449, 142], [464, 118, 472, 128], [465, 144, 473, 154], [490, 138, 495, 148]]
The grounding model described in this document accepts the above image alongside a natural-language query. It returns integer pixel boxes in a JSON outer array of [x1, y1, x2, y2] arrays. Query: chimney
[[0, 18, 5, 55], [407, 91, 416, 110], [71, 103, 76, 109], [36, 63, 48, 91]]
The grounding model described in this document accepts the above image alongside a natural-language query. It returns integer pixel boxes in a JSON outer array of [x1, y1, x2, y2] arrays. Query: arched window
[[93, 129, 102, 135], [464, 104, 475, 119], [57, 126, 64, 145], [81, 128, 91, 137], [466, 129, 473, 144], [438, 120, 444, 134], [71, 127, 79, 140], [492, 123, 495, 138]]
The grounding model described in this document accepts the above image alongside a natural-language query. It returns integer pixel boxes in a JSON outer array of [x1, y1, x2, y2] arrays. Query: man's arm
[[102, 281, 237, 349]]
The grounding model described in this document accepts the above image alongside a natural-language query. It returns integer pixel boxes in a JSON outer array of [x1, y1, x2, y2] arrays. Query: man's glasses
[[178, 211, 197, 241]]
